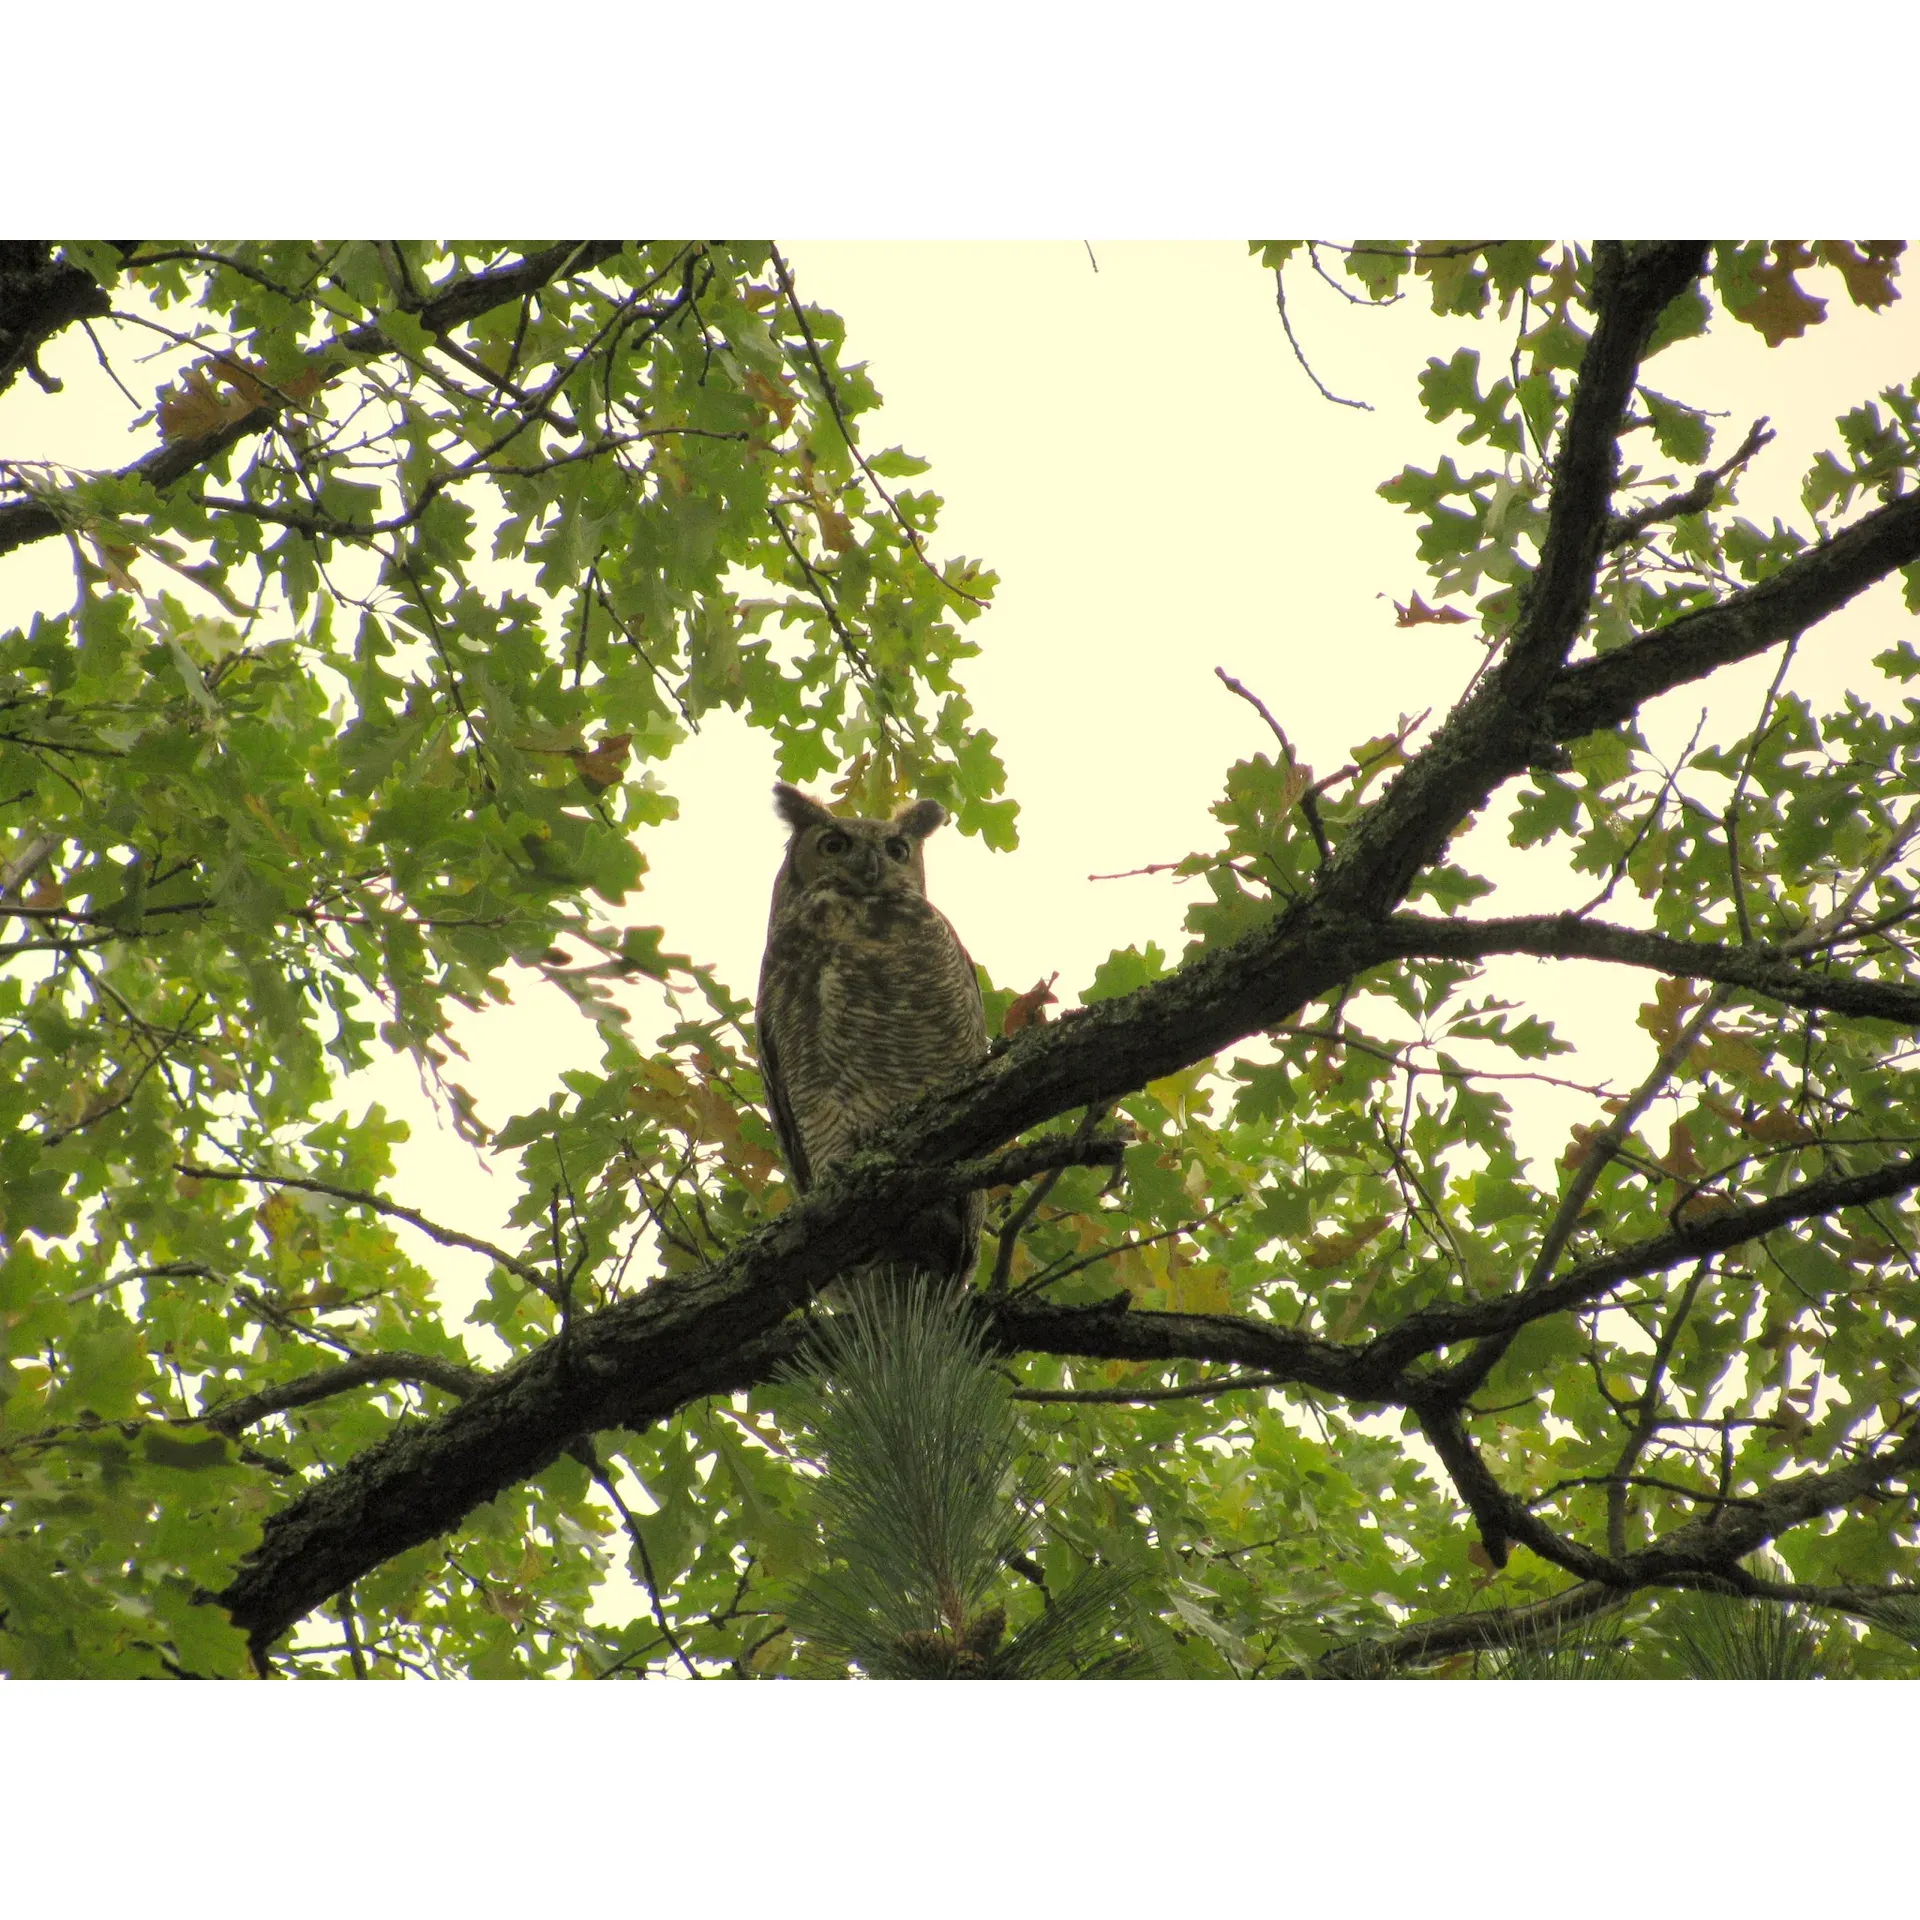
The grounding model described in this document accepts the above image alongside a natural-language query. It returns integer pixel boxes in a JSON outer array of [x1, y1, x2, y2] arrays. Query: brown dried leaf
[[572, 731, 632, 792], [1561, 1122, 1605, 1174], [1733, 243, 1828, 347], [1393, 591, 1470, 628], [154, 355, 301, 444], [1813, 240, 1903, 312], [1302, 1213, 1392, 1270], [210, 355, 270, 413], [156, 365, 234, 442], [1003, 973, 1060, 1035], [1660, 1119, 1703, 1182], [1746, 1106, 1813, 1146]]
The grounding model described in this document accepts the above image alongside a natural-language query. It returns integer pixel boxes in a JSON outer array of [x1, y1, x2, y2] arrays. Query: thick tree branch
[[1316, 1580, 1628, 1675], [1314, 242, 1710, 921], [998, 1156, 1920, 1418], [1318, 1566, 1920, 1676], [1505, 246, 1715, 687], [175, 1161, 553, 1293], [213, 1138, 1078, 1652], [1414, 1400, 1614, 1580], [1012, 1368, 1286, 1406], [1628, 1416, 1920, 1582], [1383, 912, 1920, 1026], [212, 1037, 1920, 1654], [0, 242, 119, 399], [1379, 1148, 1920, 1378], [201, 1352, 484, 1434], [1542, 485, 1920, 747]]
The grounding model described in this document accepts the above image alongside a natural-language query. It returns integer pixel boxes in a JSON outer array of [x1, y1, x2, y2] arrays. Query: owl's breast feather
[[798, 889, 935, 949]]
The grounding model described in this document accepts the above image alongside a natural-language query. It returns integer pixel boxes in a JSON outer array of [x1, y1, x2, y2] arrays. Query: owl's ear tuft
[[774, 783, 838, 834], [893, 798, 948, 840]]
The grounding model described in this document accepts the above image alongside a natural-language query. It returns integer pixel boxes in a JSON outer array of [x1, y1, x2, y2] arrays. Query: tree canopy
[[3, 239, 1919, 1679]]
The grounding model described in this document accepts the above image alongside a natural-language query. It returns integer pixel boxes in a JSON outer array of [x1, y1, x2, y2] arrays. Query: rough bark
[[0, 242, 120, 399]]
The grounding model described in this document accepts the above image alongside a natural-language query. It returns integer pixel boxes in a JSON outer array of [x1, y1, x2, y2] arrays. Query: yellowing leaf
[[1329, 1262, 1389, 1340], [1747, 1106, 1813, 1146], [1704, 1026, 1768, 1084], [1303, 1214, 1392, 1270], [156, 366, 234, 441], [1158, 1237, 1228, 1315], [85, 537, 142, 592], [1638, 975, 1704, 1048], [1146, 1060, 1215, 1123], [743, 368, 797, 428]]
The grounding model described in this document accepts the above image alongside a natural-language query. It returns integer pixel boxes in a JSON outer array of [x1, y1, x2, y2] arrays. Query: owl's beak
[[854, 844, 883, 887]]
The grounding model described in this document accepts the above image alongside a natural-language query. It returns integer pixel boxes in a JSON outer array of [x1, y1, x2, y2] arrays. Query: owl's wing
[[755, 1006, 813, 1193], [950, 925, 991, 1056]]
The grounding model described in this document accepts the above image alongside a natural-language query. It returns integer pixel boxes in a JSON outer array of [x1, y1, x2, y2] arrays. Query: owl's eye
[[884, 837, 910, 863], [819, 831, 851, 856]]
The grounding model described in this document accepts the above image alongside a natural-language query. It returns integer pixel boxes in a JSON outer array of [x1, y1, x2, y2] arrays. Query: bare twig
[[1015, 1368, 1284, 1406], [574, 1440, 701, 1680], [175, 1161, 554, 1295], [989, 1166, 1063, 1295], [1605, 417, 1775, 549], [766, 244, 988, 609], [1607, 1261, 1710, 1556], [1272, 266, 1372, 411], [1215, 666, 1331, 862], [1529, 986, 1728, 1292]]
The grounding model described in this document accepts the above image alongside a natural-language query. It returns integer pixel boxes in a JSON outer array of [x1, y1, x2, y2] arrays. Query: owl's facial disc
[[813, 826, 892, 893]]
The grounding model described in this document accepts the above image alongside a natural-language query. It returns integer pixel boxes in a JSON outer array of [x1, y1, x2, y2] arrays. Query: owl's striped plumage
[[755, 783, 989, 1283]]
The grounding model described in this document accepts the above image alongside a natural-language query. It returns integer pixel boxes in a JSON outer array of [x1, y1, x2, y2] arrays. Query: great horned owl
[[755, 782, 989, 1284]]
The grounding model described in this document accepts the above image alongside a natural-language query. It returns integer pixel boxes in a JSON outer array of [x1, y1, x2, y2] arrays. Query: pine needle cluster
[[1656, 1592, 1831, 1680], [779, 1276, 1140, 1679], [1489, 1582, 1850, 1680]]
